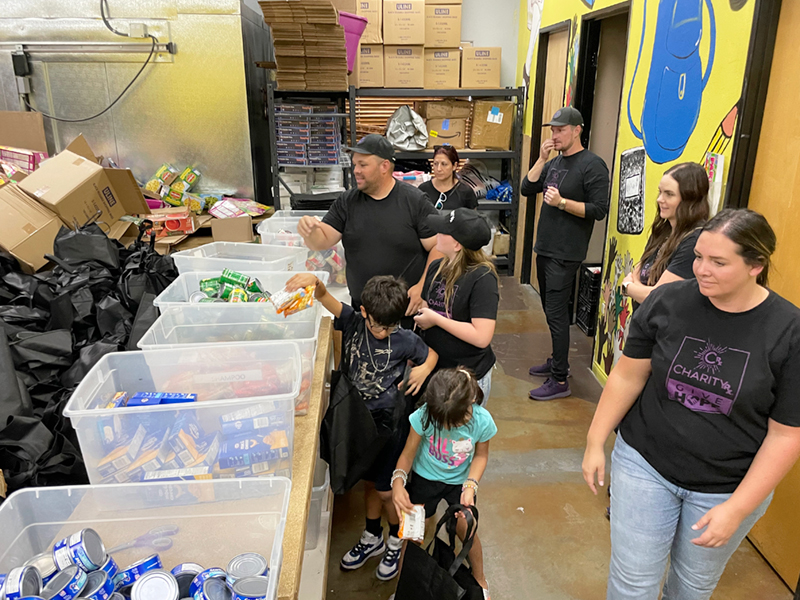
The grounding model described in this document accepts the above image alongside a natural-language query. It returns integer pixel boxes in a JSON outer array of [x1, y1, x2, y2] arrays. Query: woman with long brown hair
[[413, 208, 499, 405], [622, 162, 710, 304], [418, 145, 478, 210]]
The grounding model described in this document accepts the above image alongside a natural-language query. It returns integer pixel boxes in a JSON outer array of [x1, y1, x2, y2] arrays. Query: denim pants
[[608, 435, 772, 600], [477, 367, 493, 408], [535, 255, 581, 381]]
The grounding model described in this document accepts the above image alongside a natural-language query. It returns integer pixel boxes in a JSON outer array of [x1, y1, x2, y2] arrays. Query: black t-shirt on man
[[520, 149, 609, 262], [323, 180, 437, 304], [418, 180, 478, 210], [620, 279, 800, 493], [420, 259, 499, 378]]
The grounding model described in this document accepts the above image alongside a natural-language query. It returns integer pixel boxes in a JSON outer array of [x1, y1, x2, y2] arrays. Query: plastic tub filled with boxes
[[257, 215, 347, 287], [171, 242, 309, 274], [62, 344, 300, 485], [0, 477, 289, 600]]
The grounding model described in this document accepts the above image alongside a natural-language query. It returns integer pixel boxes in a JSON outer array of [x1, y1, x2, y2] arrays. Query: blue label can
[[170, 563, 203, 599], [67, 529, 106, 572], [4, 566, 42, 600], [99, 556, 119, 584], [82, 570, 114, 600], [52, 537, 74, 571], [114, 555, 163, 589], [189, 568, 226, 600], [23, 552, 58, 586], [41, 565, 87, 600], [231, 576, 269, 600]]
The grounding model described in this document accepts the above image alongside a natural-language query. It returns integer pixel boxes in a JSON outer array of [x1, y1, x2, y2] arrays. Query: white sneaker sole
[[375, 564, 400, 581], [339, 543, 386, 571]]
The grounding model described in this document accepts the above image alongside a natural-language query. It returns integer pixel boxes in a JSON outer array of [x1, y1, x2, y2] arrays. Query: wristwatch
[[558, 198, 567, 211]]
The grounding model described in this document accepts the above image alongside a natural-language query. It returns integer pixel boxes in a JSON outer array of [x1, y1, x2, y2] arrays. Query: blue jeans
[[477, 368, 493, 407], [608, 435, 772, 600]]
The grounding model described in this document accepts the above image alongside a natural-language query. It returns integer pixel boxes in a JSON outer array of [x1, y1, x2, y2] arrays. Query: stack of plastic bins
[[0, 478, 290, 600], [171, 241, 309, 274], [150, 272, 327, 415], [306, 454, 331, 551], [63, 344, 300, 485]]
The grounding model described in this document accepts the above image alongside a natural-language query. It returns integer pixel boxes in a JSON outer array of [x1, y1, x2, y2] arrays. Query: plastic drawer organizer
[[63, 344, 300, 485], [0, 478, 290, 600], [171, 242, 308, 274]]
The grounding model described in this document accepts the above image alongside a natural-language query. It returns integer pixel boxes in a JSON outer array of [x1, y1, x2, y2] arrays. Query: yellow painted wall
[[515, 0, 756, 383]]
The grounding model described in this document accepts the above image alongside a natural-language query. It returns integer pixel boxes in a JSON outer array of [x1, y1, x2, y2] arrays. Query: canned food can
[[99, 556, 119, 583], [81, 570, 114, 600], [226, 554, 268, 585], [4, 566, 42, 600], [198, 277, 221, 289], [23, 552, 57, 586], [198, 298, 225, 303], [67, 529, 106, 572], [188, 569, 225, 600], [131, 570, 180, 600], [52, 537, 74, 571], [41, 565, 87, 600], [229, 288, 248, 303], [218, 283, 236, 300], [230, 576, 269, 600], [189, 291, 209, 303], [114, 555, 163, 589], [108, 594, 125, 600], [170, 563, 203, 599], [246, 278, 264, 294], [199, 578, 231, 600], [246, 293, 265, 303], [220, 269, 250, 288]]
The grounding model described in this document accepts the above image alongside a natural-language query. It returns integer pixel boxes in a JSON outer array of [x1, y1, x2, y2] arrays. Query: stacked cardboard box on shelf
[[260, 0, 349, 91], [461, 46, 502, 89], [417, 100, 470, 149]]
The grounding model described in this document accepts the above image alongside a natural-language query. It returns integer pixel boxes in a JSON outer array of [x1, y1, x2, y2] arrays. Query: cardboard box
[[211, 215, 254, 242], [461, 47, 502, 89], [416, 99, 472, 119], [0, 111, 49, 173], [358, 44, 385, 87], [426, 118, 467, 149], [383, 0, 425, 45], [470, 100, 514, 150], [384, 45, 424, 88], [18, 136, 148, 228], [330, 0, 358, 13], [357, 0, 383, 44], [425, 5, 461, 48], [434, 0, 461, 3], [424, 48, 460, 89], [0, 184, 64, 272]]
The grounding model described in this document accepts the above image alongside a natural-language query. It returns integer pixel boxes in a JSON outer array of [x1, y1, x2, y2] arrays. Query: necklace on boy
[[365, 330, 391, 372]]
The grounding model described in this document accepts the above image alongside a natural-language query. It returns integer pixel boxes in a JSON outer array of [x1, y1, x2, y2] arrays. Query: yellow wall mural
[[515, 0, 756, 383]]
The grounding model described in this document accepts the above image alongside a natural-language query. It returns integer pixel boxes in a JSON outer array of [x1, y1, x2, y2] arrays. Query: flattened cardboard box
[[357, 0, 383, 43], [424, 48, 460, 89], [384, 45, 424, 88], [383, 0, 425, 45], [426, 118, 467, 149], [416, 99, 471, 119], [425, 5, 461, 48], [461, 46, 502, 89], [358, 44, 385, 87], [0, 183, 64, 272]]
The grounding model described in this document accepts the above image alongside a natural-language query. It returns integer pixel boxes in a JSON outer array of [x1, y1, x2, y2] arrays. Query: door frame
[[519, 19, 572, 285]]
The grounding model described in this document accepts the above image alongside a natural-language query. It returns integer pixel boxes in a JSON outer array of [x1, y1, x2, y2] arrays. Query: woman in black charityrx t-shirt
[[583, 209, 800, 600]]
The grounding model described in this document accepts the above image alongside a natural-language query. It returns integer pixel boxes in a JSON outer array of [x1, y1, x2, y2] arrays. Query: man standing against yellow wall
[[522, 107, 610, 401]]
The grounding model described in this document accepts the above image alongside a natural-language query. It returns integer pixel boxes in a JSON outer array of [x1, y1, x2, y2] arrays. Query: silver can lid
[[226, 553, 267, 581], [12, 565, 43, 596], [80, 528, 107, 568], [42, 564, 85, 598], [232, 576, 269, 597], [83, 570, 109, 596], [24, 552, 57, 578], [202, 578, 231, 600], [131, 570, 179, 600], [190, 291, 209, 303]]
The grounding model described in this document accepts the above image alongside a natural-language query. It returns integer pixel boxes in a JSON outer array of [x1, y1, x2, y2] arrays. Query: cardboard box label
[[487, 107, 504, 124]]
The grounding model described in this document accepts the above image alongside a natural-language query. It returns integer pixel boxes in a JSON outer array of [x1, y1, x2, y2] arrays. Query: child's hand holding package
[[398, 505, 426, 541], [270, 285, 315, 317]]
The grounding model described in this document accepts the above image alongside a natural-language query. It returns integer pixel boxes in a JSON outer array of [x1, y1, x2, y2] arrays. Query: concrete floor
[[326, 277, 792, 599]]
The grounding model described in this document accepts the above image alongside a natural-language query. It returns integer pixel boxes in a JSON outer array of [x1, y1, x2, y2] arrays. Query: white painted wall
[[460, 0, 520, 88]]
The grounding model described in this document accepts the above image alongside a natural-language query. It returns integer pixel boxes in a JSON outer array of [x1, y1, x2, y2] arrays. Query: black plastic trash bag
[[60, 340, 120, 389], [53, 223, 120, 269], [126, 292, 158, 351], [0, 335, 34, 426]]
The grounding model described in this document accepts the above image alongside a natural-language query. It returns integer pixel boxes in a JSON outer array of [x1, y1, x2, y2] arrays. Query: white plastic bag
[[386, 105, 428, 151]]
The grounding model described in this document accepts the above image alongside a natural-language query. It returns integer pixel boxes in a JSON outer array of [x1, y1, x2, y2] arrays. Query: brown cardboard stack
[[461, 46, 501, 89], [424, 0, 461, 89], [260, 0, 349, 91], [382, 0, 426, 88], [417, 100, 471, 149]]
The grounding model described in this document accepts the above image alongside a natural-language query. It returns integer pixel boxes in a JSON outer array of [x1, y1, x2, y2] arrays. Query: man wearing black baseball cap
[[521, 106, 609, 401], [298, 133, 439, 315]]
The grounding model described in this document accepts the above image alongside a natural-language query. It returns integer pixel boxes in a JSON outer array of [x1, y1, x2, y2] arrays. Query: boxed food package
[[426, 118, 467, 149], [470, 100, 514, 150], [424, 48, 460, 89], [384, 45, 424, 88], [0, 110, 49, 173], [425, 5, 462, 48], [383, 0, 425, 45], [358, 44, 385, 87], [0, 183, 64, 272], [416, 99, 472, 119], [357, 0, 383, 44], [145, 206, 197, 238], [461, 46, 502, 89]]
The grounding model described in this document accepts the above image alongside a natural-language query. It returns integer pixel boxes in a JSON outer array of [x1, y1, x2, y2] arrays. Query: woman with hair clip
[[583, 208, 800, 600], [413, 208, 498, 404], [622, 162, 710, 304], [418, 145, 479, 210]]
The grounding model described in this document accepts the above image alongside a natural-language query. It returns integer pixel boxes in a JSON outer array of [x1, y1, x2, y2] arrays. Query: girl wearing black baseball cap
[[413, 208, 499, 404]]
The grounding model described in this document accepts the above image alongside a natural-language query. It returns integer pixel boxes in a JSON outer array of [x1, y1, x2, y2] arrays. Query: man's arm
[[297, 217, 342, 251], [407, 236, 443, 316], [521, 138, 555, 197]]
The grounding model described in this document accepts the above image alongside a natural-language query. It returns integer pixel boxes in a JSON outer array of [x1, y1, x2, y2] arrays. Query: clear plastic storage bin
[[306, 455, 330, 551], [171, 242, 308, 274], [63, 345, 300, 485], [0, 478, 290, 600], [272, 210, 328, 219], [153, 271, 329, 311], [137, 306, 319, 415]]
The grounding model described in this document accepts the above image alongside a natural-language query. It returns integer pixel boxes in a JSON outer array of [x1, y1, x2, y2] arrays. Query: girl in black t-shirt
[[418, 145, 478, 211], [583, 209, 800, 600], [413, 208, 499, 405], [622, 162, 709, 305]]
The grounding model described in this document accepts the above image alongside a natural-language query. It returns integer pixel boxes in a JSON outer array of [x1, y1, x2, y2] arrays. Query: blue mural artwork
[[627, 0, 717, 164]]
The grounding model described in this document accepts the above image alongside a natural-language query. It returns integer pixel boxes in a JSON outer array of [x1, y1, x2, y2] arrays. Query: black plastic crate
[[576, 264, 602, 336]]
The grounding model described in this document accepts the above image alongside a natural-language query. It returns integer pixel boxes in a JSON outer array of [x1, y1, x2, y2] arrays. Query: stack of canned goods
[[189, 270, 271, 304], [0, 528, 270, 600]]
